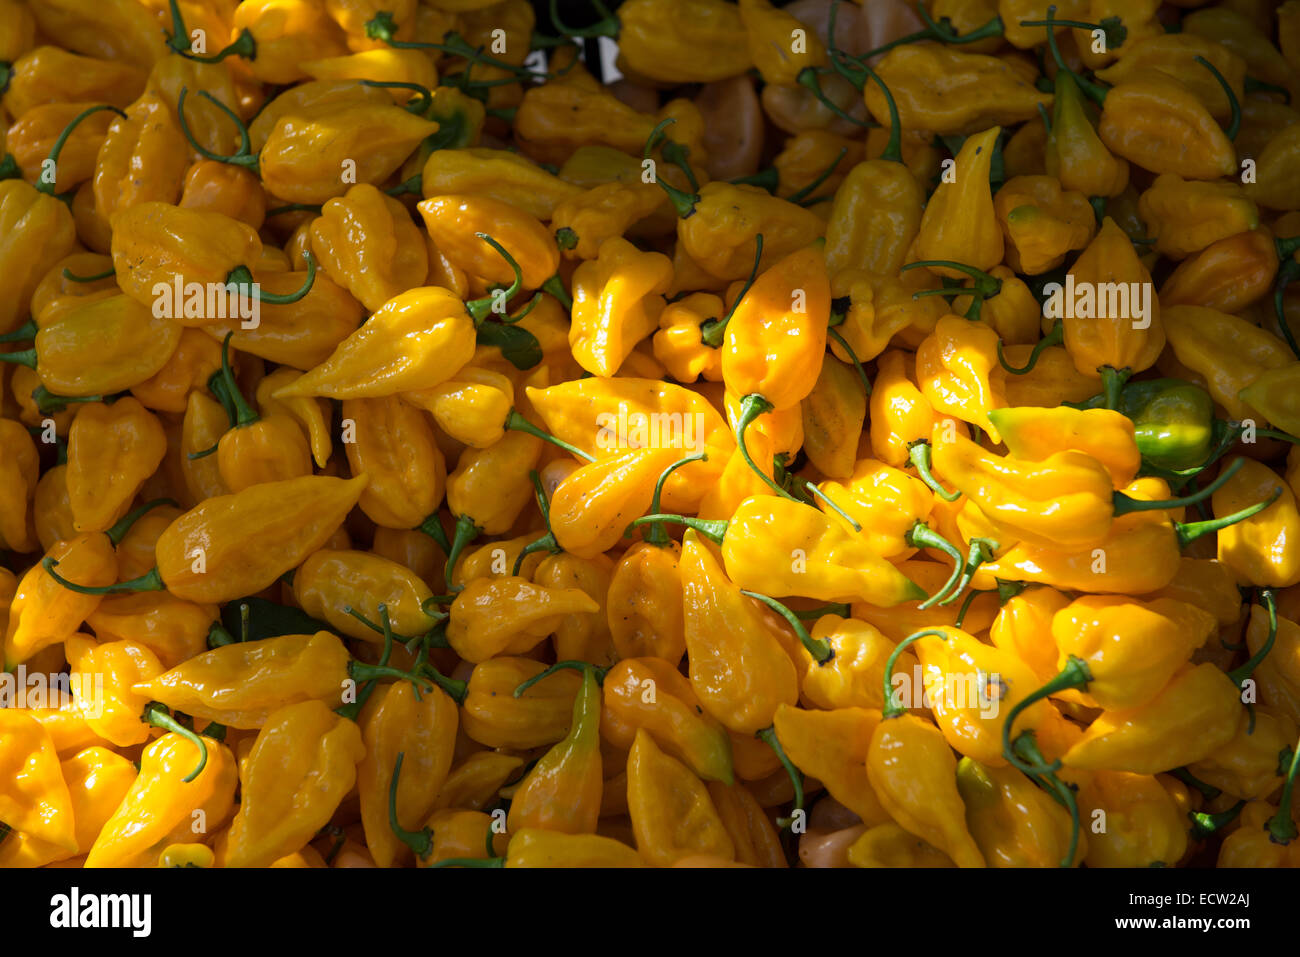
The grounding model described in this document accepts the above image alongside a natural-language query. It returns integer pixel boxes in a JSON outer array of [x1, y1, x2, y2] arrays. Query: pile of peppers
[[1, 0, 1300, 870]]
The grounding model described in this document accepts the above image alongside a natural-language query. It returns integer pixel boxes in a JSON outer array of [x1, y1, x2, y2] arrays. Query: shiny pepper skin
[[179, 161, 267, 230], [66, 399, 166, 534], [993, 175, 1096, 275], [550, 447, 683, 559], [569, 238, 673, 377], [311, 184, 428, 312], [1162, 305, 1290, 420], [65, 635, 163, 747], [680, 529, 799, 735], [260, 103, 437, 205], [499, 828, 644, 868], [1219, 801, 1300, 868], [720, 496, 926, 607], [863, 48, 1050, 137], [84, 732, 236, 869], [738, 0, 825, 87], [445, 576, 599, 664], [1245, 605, 1300, 725], [913, 128, 1004, 276], [0, 710, 77, 853], [527, 377, 732, 513], [0, 419, 38, 553], [990, 406, 1140, 487], [30, 294, 184, 397], [867, 714, 986, 868], [93, 94, 190, 225], [626, 729, 734, 866], [4, 533, 117, 669], [421, 149, 579, 223], [1059, 218, 1164, 380], [358, 681, 457, 868], [402, 367, 514, 449], [274, 287, 476, 400], [153, 474, 366, 603], [773, 705, 890, 827], [1189, 706, 1297, 801], [1051, 596, 1216, 709], [534, 553, 617, 666], [294, 549, 435, 643], [1138, 175, 1259, 261], [606, 542, 687, 664], [0, 181, 77, 336], [460, 658, 583, 750], [1062, 664, 1243, 774], [914, 627, 1053, 766], [678, 183, 824, 283], [1045, 71, 1129, 198], [824, 160, 923, 278], [721, 242, 829, 411], [957, 757, 1085, 868], [602, 656, 733, 785], [1098, 72, 1237, 180], [226, 701, 365, 868], [418, 195, 559, 291], [1066, 769, 1189, 868], [60, 747, 138, 859], [509, 667, 603, 835], [1212, 458, 1299, 587], [817, 459, 933, 559], [552, 181, 664, 262], [84, 593, 216, 670], [615, 0, 751, 84], [869, 350, 957, 467], [342, 395, 446, 529], [915, 315, 1007, 440], [134, 632, 352, 729], [110, 203, 262, 318]]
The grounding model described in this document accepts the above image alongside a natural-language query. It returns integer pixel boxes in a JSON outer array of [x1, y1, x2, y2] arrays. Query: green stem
[[700, 235, 763, 348], [1012, 731, 1081, 866], [226, 251, 316, 305], [443, 514, 481, 592], [142, 703, 208, 783], [1275, 259, 1300, 360], [360, 80, 433, 116], [512, 471, 560, 575], [37, 105, 126, 195], [465, 233, 526, 323], [998, 321, 1063, 374], [1021, 6, 1109, 105], [735, 394, 801, 503], [1169, 767, 1222, 802], [1190, 800, 1247, 840], [504, 409, 594, 462], [881, 629, 951, 718], [787, 148, 848, 206], [514, 660, 607, 698], [757, 726, 804, 829], [1229, 589, 1277, 687], [43, 558, 164, 595], [1001, 656, 1092, 775], [540, 275, 572, 310], [1099, 366, 1131, 411], [626, 513, 728, 546], [904, 522, 965, 609], [907, 440, 961, 501], [218, 332, 257, 428], [176, 87, 257, 169], [1268, 733, 1300, 844], [389, 752, 434, 859], [1194, 56, 1241, 141], [796, 68, 874, 131], [804, 482, 862, 532], [827, 327, 872, 397], [644, 118, 700, 219], [642, 453, 707, 546], [1175, 487, 1282, 548], [106, 498, 177, 547], [1113, 456, 1244, 516], [0, 319, 35, 343], [741, 591, 833, 664], [62, 266, 115, 283], [417, 512, 451, 554]]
